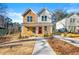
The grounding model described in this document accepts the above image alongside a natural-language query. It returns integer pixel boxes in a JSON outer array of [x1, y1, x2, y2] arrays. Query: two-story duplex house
[[21, 8, 53, 37]]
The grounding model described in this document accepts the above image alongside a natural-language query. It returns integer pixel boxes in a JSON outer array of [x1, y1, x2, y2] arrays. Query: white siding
[[38, 9, 52, 23], [65, 14, 79, 32], [56, 18, 66, 29]]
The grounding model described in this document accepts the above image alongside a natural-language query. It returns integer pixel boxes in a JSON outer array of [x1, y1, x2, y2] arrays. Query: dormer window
[[41, 16, 47, 21], [27, 16, 32, 22]]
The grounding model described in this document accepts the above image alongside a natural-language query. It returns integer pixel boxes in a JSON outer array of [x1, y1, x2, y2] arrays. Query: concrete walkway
[[32, 38, 56, 55]]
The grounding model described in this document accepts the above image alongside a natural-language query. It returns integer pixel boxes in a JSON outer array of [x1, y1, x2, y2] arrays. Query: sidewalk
[[32, 38, 56, 55]]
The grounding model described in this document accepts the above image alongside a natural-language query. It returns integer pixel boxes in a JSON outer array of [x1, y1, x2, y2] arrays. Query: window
[[73, 18, 75, 22], [70, 18, 72, 22], [44, 26, 47, 31], [42, 16, 44, 21], [70, 18, 75, 22], [32, 27, 36, 33], [27, 16, 32, 22], [45, 16, 47, 21], [41, 16, 47, 21], [69, 26, 70, 29]]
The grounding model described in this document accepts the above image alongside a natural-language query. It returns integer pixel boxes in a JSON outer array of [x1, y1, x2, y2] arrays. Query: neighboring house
[[8, 22, 21, 34], [21, 8, 53, 37], [0, 15, 5, 28], [56, 18, 67, 32], [0, 15, 7, 36], [0, 15, 21, 35], [66, 13, 79, 33], [56, 13, 79, 33]]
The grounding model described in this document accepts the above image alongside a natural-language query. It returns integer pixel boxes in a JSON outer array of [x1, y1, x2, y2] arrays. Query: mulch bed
[[0, 36, 12, 43], [48, 38, 79, 55]]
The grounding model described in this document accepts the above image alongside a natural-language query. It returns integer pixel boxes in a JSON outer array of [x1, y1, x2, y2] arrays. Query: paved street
[[32, 37, 56, 55]]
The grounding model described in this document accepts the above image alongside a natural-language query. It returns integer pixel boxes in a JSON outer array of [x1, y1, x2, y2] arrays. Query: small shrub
[[0, 36, 11, 43], [44, 34, 48, 37]]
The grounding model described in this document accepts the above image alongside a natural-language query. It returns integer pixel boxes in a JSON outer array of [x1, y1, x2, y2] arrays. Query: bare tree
[[53, 9, 68, 22]]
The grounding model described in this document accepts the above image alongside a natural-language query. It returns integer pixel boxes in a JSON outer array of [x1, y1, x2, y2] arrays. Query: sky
[[5, 3, 79, 23]]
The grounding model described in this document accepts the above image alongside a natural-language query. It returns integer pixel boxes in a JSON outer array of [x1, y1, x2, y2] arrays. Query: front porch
[[26, 26, 52, 36], [21, 23, 53, 37]]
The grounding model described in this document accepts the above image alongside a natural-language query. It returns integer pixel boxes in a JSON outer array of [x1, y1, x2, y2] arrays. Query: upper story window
[[45, 16, 47, 21], [41, 16, 47, 21], [70, 18, 75, 23], [27, 16, 32, 22]]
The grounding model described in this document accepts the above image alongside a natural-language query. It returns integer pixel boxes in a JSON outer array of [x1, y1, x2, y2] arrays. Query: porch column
[[36, 27, 38, 34], [42, 26, 44, 34], [48, 26, 52, 34]]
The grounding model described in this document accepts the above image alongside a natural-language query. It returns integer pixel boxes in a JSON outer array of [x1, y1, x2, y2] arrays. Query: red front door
[[38, 27, 42, 34]]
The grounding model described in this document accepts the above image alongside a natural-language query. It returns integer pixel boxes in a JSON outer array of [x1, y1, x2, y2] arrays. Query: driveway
[[32, 37, 56, 55]]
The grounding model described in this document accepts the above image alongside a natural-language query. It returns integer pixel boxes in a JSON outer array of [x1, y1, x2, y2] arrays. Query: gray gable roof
[[66, 13, 79, 18], [22, 8, 37, 16], [22, 8, 53, 16], [37, 8, 53, 16]]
